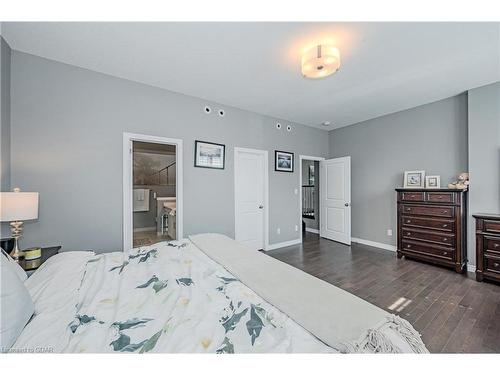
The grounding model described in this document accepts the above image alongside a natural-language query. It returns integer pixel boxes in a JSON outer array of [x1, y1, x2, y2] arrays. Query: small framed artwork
[[275, 150, 294, 172], [425, 175, 441, 189], [194, 140, 225, 169], [403, 170, 425, 188]]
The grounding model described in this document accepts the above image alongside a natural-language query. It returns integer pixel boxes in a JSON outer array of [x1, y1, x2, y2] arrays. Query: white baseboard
[[305, 228, 319, 234], [265, 238, 301, 251], [133, 226, 156, 233], [351, 237, 397, 252], [467, 264, 476, 273]]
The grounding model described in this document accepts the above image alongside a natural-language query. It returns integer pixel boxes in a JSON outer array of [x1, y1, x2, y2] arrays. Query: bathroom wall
[[133, 149, 176, 230]]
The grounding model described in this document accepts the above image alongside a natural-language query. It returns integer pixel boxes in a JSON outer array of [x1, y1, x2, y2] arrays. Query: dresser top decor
[[396, 188, 467, 273]]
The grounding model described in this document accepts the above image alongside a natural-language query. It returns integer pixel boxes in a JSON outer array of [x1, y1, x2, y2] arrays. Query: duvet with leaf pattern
[[13, 240, 334, 353]]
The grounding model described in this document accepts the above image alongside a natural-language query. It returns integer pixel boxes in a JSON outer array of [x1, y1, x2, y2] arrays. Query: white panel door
[[320, 156, 351, 245], [234, 148, 267, 250]]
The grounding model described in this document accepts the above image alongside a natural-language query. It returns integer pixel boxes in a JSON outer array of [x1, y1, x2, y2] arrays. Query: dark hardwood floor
[[267, 232, 500, 353]]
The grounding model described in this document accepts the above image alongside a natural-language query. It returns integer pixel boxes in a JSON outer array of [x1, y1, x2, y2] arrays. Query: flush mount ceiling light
[[301, 44, 340, 79]]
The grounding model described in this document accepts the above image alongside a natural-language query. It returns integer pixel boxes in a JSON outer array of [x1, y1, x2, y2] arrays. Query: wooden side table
[[473, 213, 500, 283], [19, 246, 61, 276]]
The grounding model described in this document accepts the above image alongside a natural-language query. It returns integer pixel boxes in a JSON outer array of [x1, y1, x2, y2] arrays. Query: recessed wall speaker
[[286, 125, 292, 132], [276, 123, 282, 129], [204, 106, 212, 114], [218, 109, 225, 117]]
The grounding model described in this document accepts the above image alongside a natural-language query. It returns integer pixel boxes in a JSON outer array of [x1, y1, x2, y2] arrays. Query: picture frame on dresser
[[403, 170, 425, 188], [396, 188, 467, 273], [425, 175, 441, 189]]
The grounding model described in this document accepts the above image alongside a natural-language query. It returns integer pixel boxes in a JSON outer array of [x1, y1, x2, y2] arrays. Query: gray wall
[[0, 37, 11, 237], [10, 51, 329, 252], [467, 82, 500, 266], [329, 94, 468, 246]]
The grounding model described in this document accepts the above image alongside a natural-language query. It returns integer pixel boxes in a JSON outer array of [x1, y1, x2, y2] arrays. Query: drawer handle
[[406, 208, 411, 212], [443, 210, 448, 214], [406, 232, 411, 236], [410, 195, 416, 198], [406, 244, 411, 248], [443, 224, 448, 228], [443, 238, 448, 242], [494, 243, 499, 248], [494, 262, 499, 268], [443, 251, 448, 255], [406, 220, 411, 224]]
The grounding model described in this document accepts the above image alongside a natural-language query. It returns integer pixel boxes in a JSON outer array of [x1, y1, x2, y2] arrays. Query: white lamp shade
[[0, 192, 39, 222]]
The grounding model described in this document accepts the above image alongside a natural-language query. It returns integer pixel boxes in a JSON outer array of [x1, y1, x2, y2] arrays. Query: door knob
[[344, 203, 349, 207], [258, 205, 264, 209]]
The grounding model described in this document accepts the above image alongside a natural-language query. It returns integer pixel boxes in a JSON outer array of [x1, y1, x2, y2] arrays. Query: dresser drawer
[[484, 236, 500, 256], [402, 227, 455, 246], [484, 255, 500, 274], [401, 204, 454, 218], [401, 192, 424, 202], [402, 216, 454, 232], [402, 240, 454, 261], [484, 220, 500, 234], [426, 192, 455, 203]]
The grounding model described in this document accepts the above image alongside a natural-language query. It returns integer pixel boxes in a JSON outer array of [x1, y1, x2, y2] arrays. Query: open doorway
[[299, 155, 324, 242], [123, 133, 183, 251]]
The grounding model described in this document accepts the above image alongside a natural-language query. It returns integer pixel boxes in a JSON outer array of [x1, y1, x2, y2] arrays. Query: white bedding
[[14, 240, 333, 353], [13, 236, 427, 353]]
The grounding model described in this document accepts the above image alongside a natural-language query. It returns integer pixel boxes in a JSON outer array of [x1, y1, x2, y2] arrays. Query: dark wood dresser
[[473, 214, 500, 283], [396, 188, 467, 273]]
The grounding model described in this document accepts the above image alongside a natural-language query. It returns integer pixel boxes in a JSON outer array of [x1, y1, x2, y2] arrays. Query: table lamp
[[0, 188, 39, 261]]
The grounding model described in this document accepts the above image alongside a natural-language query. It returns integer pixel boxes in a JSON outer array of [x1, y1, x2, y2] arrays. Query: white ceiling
[[2, 22, 499, 129]]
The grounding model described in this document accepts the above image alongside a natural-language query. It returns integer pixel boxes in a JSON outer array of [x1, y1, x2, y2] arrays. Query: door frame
[[122, 132, 183, 251], [234, 147, 269, 250], [298, 155, 325, 243], [319, 155, 351, 245]]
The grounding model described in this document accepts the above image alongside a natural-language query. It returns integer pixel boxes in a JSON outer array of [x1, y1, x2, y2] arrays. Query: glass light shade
[[0, 191, 39, 222], [301, 44, 340, 79]]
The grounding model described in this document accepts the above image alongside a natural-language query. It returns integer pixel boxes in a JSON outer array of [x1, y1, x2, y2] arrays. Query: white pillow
[[1, 248, 28, 282], [0, 252, 35, 350]]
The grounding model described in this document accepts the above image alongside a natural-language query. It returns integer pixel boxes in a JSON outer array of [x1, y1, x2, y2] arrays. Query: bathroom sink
[[163, 201, 176, 210]]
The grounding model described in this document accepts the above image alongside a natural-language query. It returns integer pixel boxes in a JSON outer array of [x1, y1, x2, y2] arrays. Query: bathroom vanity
[[156, 197, 176, 239]]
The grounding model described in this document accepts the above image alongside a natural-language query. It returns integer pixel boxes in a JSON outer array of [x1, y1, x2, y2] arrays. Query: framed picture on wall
[[194, 140, 225, 169], [275, 150, 294, 172], [403, 170, 425, 188]]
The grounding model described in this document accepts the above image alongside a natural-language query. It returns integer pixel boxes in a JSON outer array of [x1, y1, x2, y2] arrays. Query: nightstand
[[19, 246, 61, 276]]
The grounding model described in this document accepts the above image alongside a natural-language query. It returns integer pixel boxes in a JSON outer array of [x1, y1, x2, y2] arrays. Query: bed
[[7, 234, 428, 353]]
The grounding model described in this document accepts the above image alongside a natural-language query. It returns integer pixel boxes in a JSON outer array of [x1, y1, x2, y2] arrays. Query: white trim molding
[[298, 155, 325, 244], [265, 238, 301, 251], [305, 228, 319, 234], [351, 237, 397, 252], [123, 132, 183, 252]]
